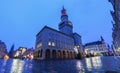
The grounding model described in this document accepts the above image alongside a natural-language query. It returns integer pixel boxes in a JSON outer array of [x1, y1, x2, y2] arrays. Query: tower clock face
[[68, 22, 72, 25]]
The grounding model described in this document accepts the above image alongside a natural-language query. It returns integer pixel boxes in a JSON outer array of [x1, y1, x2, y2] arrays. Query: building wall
[[35, 28, 49, 51], [84, 41, 108, 56], [98, 42, 108, 53], [73, 33, 83, 53], [85, 45, 99, 55], [59, 24, 73, 36], [14, 47, 27, 58], [35, 27, 75, 59]]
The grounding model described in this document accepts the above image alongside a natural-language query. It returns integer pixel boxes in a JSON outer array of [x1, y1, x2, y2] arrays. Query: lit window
[[48, 42, 51, 46], [52, 42, 55, 46], [37, 43, 42, 48]]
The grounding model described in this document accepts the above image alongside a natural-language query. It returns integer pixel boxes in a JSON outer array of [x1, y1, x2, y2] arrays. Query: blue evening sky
[[0, 0, 113, 51]]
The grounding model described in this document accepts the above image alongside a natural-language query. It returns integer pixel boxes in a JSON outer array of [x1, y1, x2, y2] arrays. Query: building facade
[[34, 7, 83, 59], [22, 47, 34, 59], [0, 40, 7, 58], [8, 44, 15, 58], [14, 47, 27, 58], [84, 37, 108, 56], [109, 0, 120, 55]]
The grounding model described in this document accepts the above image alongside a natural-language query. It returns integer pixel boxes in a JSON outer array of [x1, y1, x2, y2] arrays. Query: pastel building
[[34, 7, 83, 59], [84, 37, 108, 56], [14, 47, 27, 58], [22, 47, 34, 59]]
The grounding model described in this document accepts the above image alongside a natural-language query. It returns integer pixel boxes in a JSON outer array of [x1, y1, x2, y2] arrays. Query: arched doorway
[[63, 51, 66, 59], [38, 51, 40, 57], [45, 49, 50, 59], [34, 51, 38, 58], [70, 51, 72, 59], [74, 52, 76, 58], [71, 52, 75, 59], [52, 50, 56, 59], [68, 52, 71, 59], [40, 49, 43, 57], [67, 51, 70, 59], [57, 50, 61, 59]]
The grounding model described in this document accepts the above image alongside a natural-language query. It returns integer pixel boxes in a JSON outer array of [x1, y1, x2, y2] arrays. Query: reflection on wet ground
[[0, 56, 120, 73]]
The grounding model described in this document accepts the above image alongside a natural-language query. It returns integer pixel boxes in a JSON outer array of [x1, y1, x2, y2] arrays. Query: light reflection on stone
[[10, 59, 25, 73], [76, 61, 85, 73], [91, 57, 102, 69], [85, 57, 103, 72], [85, 58, 92, 71], [24, 59, 33, 73], [0, 56, 119, 73]]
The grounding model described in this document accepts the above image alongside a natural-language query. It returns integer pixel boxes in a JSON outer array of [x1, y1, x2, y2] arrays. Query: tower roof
[[61, 6, 67, 15], [101, 36, 104, 41]]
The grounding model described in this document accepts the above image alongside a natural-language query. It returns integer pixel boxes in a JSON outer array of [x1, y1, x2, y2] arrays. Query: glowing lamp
[[4, 55, 9, 60]]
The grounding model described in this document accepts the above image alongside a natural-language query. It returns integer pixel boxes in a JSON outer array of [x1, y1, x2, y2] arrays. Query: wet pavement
[[0, 56, 120, 73]]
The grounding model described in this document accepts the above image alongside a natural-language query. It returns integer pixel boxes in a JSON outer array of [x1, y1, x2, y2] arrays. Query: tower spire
[[61, 6, 67, 15], [62, 6, 64, 10], [59, 7, 73, 36], [101, 36, 104, 41]]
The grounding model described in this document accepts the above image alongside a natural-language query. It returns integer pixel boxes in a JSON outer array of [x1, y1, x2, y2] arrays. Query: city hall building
[[34, 7, 83, 59]]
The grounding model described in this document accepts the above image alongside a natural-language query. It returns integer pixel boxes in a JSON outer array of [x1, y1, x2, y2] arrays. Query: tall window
[[52, 42, 55, 46], [48, 39, 55, 47], [48, 42, 51, 46], [37, 42, 42, 48]]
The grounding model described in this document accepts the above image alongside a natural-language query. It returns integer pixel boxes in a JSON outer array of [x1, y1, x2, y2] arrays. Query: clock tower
[[59, 7, 73, 36]]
